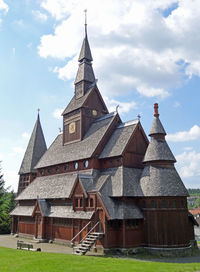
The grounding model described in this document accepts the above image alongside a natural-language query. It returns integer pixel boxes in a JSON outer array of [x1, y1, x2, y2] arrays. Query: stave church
[[11, 23, 198, 255]]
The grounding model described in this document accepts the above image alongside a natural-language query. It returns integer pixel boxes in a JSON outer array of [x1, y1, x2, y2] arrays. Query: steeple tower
[[17, 112, 47, 194], [74, 13, 95, 99], [62, 18, 108, 145]]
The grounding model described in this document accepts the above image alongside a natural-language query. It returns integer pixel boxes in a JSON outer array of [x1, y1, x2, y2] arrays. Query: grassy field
[[0, 247, 200, 272]]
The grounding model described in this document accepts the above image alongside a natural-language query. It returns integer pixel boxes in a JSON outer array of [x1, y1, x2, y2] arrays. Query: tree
[[0, 162, 16, 234]]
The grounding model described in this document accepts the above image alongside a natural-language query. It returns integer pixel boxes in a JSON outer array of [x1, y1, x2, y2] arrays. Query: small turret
[[140, 103, 188, 196], [143, 103, 175, 164]]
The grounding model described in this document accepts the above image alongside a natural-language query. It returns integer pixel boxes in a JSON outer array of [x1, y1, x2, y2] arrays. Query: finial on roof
[[116, 105, 119, 113], [37, 108, 40, 119], [137, 114, 141, 120], [154, 103, 159, 117], [84, 9, 87, 36]]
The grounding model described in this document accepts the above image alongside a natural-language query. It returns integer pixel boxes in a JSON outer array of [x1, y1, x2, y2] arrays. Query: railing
[[70, 221, 91, 247], [80, 221, 100, 244]]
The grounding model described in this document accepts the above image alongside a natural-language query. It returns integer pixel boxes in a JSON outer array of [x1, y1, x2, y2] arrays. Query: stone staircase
[[74, 232, 104, 255]]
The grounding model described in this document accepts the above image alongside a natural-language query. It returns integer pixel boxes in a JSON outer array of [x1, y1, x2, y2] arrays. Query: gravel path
[[0, 234, 199, 263]]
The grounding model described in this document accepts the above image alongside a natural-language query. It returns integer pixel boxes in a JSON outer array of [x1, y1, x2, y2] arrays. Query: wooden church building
[[11, 25, 198, 254]]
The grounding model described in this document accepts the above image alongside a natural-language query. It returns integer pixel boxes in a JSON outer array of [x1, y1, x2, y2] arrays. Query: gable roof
[[16, 173, 78, 200], [99, 120, 138, 159], [36, 112, 117, 168], [19, 114, 47, 174], [62, 86, 94, 116]]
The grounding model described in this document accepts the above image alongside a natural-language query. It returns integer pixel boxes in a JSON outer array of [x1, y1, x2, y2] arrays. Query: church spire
[[74, 12, 95, 99], [19, 112, 47, 175]]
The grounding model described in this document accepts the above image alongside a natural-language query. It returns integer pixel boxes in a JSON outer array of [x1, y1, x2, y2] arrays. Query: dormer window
[[40, 169, 44, 176], [90, 198, 93, 207], [74, 162, 78, 170], [75, 197, 83, 208], [55, 166, 60, 173]]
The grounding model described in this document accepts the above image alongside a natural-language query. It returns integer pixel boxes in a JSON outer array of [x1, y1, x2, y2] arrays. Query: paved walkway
[[0, 235, 200, 263], [0, 235, 103, 256]]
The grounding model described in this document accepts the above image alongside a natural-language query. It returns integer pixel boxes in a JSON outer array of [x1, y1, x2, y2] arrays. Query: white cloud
[[0, 0, 9, 13], [41, 0, 71, 20], [22, 132, 30, 139], [167, 125, 200, 142], [32, 10, 48, 21], [4, 170, 18, 191], [104, 96, 137, 115], [183, 147, 193, 151], [12, 147, 26, 155], [53, 108, 63, 119], [38, 0, 200, 99], [176, 150, 200, 178]]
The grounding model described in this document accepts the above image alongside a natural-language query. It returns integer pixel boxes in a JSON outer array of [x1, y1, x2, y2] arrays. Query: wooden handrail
[[80, 221, 100, 244], [71, 221, 91, 244]]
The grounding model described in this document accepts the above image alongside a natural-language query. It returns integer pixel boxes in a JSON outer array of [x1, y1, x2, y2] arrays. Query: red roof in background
[[189, 207, 200, 215]]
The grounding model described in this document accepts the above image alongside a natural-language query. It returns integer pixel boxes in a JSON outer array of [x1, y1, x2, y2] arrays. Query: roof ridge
[[117, 119, 138, 129], [94, 111, 117, 123]]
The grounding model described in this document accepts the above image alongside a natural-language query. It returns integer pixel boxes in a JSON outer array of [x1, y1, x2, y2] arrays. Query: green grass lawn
[[0, 247, 200, 272]]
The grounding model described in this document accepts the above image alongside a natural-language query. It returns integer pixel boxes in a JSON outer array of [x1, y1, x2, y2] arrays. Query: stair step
[[85, 238, 96, 241], [82, 242, 93, 247]]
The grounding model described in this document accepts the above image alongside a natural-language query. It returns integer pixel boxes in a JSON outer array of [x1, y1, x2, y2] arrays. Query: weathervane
[[84, 9, 87, 35]]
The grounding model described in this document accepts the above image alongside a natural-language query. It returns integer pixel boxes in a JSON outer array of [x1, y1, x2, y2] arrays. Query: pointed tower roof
[[149, 103, 166, 136], [74, 21, 95, 88], [143, 103, 175, 163], [78, 33, 93, 62], [19, 113, 47, 174]]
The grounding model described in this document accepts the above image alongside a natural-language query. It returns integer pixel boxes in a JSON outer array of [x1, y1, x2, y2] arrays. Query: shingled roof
[[78, 33, 93, 62], [36, 112, 117, 168], [16, 173, 78, 200], [10, 204, 34, 216], [139, 165, 189, 196], [143, 138, 176, 163], [62, 86, 94, 116], [99, 120, 138, 159], [149, 117, 166, 136], [19, 114, 47, 174], [98, 175, 143, 220], [74, 61, 95, 85]]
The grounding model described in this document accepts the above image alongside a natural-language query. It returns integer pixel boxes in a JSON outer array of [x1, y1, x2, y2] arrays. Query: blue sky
[[0, 0, 200, 191]]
